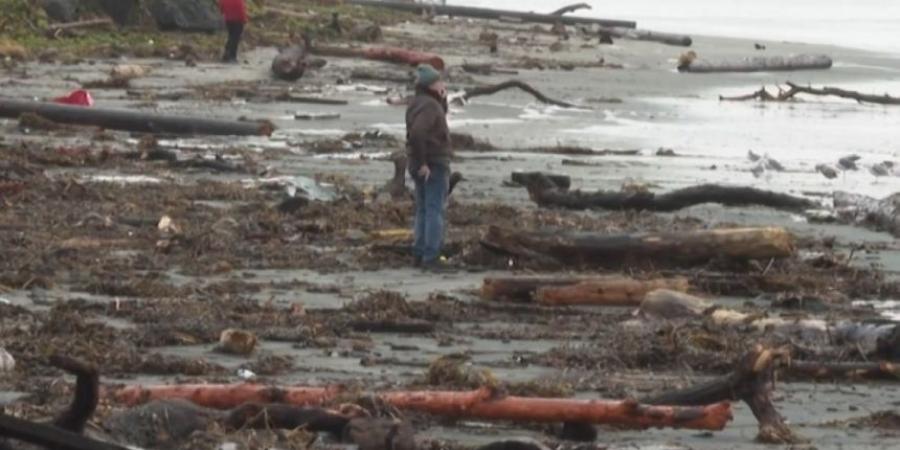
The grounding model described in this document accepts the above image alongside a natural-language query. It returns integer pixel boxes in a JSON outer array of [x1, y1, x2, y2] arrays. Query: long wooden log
[[0, 98, 273, 136], [642, 346, 804, 444], [679, 54, 832, 73], [345, 0, 636, 29], [380, 388, 731, 430], [312, 45, 445, 70], [788, 361, 900, 381], [522, 177, 816, 212], [481, 275, 689, 306], [462, 80, 577, 108], [535, 276, 690, 306], [511, 172, 571, 190], [481, 226, 794, 267], [597, 27, 692, 47]]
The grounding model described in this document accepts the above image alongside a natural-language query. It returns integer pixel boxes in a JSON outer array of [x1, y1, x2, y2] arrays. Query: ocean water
[[451, 0, 900, 55]]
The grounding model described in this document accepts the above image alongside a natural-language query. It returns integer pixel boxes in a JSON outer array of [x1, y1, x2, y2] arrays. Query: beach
[[1, 1, 899, 449]]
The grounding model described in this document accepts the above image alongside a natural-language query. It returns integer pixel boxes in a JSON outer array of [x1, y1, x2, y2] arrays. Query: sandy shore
[[1, 12, 899, 450]]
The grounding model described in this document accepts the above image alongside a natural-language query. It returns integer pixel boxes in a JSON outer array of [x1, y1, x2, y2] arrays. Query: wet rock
[[104, 399, 220, 448], [272, 45, 308, 81], [342, 417, 416, 450], [217, 329, 258, 356], [0, 347, 14, 372], [97, 0, 140, 25], [41, 0, 79, 22], [147, 0, 222, 32]]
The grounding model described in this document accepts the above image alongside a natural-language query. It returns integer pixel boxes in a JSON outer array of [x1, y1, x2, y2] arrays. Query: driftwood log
[[481, 226, 794, 268], [346, 0, 636, 28], [312, 44, 445, 70], [679, 54, 832, 73], [550, 3, 592, 16], [0, 99, 273, 136], [521, 175, 816, 212], [482, 275, 690, 306], [721, 82, 900, 105], [787, 361, 899, 381], [511, 172, 571, 190], [460, 80, 578, 108], [596, 27, 692, 47], [642, 346, 804, 444]]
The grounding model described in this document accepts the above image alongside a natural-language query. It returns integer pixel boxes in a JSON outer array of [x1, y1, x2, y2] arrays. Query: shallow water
[[453, 0, 900, 55]]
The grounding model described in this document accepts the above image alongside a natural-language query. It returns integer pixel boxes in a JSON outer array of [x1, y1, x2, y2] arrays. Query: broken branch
[[461, 80, 578, 108]]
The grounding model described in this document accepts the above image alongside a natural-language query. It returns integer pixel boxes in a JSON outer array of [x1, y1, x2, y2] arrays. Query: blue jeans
[[412, 163, 449, 263]]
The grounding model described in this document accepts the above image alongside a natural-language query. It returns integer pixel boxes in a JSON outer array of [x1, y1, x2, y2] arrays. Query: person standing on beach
[[219, 0, 248, 63], [406, 64, 452, 272]]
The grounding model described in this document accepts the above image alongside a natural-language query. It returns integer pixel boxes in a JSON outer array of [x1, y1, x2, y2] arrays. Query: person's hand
[[418, 164, 431, 181]]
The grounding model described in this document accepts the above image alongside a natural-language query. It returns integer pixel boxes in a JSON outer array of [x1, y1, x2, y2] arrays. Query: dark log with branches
[[0, 98, 273, 136], [596, 27, 692, 46], [787, 361, 900, 381], [521, 175, 816, 212], [481, 226, 794, 268], [642, 346, 805, 444], [346, 0, 635, 28], [550, 3, 592, 16], [461, 80, 578, 108], [721, 82, 900, 105], [511, 172, 571, 190]]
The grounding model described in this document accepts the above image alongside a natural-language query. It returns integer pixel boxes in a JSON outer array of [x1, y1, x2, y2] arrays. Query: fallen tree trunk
[[47, 18, 114, 37], [521, 177, 817, 212], [721, 82, 900, 105], [346, 0, 635, 29], [481, 226, 794, 267], [679, 54, 832, 73], [534, 276, 690, 306], [0, 98, 273, 136], [380, 388, 732, 430], [481, 275, 689, 306], [109, 384, 731, 430], [596, 27, 692, 47], [642, 346, 804, 444], [461, 80, 578, 108], [511, 172, 571, 190], [788, 361, 900, 381], [312, 44, 445, 70]]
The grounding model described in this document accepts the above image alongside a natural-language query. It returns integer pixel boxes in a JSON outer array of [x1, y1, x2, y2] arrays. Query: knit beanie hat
[[415, 64, 441, 88]]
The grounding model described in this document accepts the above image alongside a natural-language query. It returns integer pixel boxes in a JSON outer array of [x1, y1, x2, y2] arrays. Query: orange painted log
[[109, 384, 731, 430], [534, 276, 691, 306], [111, 384, 342, 409], [380, 389, 732, 430]]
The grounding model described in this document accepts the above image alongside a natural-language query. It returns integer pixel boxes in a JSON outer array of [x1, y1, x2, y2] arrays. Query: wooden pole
[[345, 0, 636, 28], [0, 98, 273, 136]]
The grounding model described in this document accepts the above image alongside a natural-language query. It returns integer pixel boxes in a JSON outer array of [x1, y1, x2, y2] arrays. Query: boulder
[[97, 0, 141, 25], [41, 0, 79, 22], [147, 0, 223, 32]]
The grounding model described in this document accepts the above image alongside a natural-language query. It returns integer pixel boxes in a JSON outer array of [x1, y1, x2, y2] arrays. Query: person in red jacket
[[219, 0, 248, 62]]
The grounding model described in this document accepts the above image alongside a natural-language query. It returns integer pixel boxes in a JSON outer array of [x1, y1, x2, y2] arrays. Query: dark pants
[[412, 163, 450, 263], [223, 21, 244, 62]]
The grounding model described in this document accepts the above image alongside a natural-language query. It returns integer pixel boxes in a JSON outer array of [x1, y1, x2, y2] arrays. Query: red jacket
[[219, 0, 248, 24]]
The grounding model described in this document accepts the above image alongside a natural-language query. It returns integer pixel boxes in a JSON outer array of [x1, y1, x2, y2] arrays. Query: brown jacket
[[406, 89, 451, 170]]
